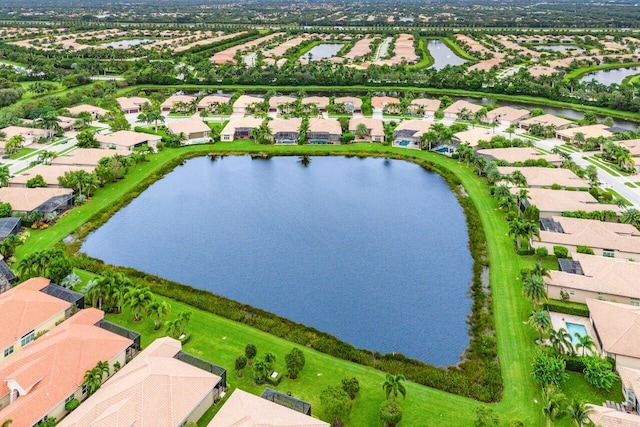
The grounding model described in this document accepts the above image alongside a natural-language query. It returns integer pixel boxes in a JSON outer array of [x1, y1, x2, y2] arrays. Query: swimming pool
[[566, 322, 588, 346]]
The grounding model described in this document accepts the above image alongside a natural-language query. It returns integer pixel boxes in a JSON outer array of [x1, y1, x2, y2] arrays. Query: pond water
[[100, 38, 155, 48], [580, 66, 640, 86], [302, 43, 344, 60], [534, 44, 581, 52], [82, 156, 473, 366], [427, 39, 467, 70]]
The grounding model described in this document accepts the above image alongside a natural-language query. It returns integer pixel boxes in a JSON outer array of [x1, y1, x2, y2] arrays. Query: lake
[[534, 44, 581, 52], [302, 43, 344, 60], [427, 39, 467, 70], [82, 156, 474, 366], [580, 66, 640, 86]]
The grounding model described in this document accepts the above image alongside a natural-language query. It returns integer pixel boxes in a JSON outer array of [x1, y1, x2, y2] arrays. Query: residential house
[[197, 95, 231, 112], [587, 298, 640, 369], [618, 366, 640, 412], [0, 126, 52, 146], [0, 217, 20, 241], [443, 100, 483, 120], [302, 96, 330, 113], [0, 308, 133, 426], [334, 97, 362, 114], [269, 118, 302, 144], [393, 120, 431, 149], [478, 147, 563, 165], [546, 253, 640, 304], [59, 337, 225, 427], [407, 98, 441, 117], [307, 118, 342, 144], [518, 114, 574, 131], [497, 166, 589, 189], [8, 164, 95, 188], [556, 124, 614, 143], [0, 277, 70, 363], [349, 118, 385, 142], [514, 187, 621, 218], [56, 116, 78, 132], [371, 96, 401, 114], [0, 187, 74, 219], [96, 130, 161, 151], [268, 96, 297, 114], [116, 97, 151, 114], [232, 95, 263, 114], [208, 389, 329, 427], [166, 118, 211, 144], [453, 128, 495, 149], [160, 95, 197, 112], [533, 216, 640, 259], [587, 405, 640, 427], [220, 117, 264, 141], [51, 148, 130, 167], [485, 106, 530, 126], [615, 139, 640, 171], [67, 105, 108, 119]]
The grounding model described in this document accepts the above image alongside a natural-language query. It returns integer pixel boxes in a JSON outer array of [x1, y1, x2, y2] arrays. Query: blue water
[[580, 66, 640, 86], [302, 44, 344, 61], [566, 322, 588, 346], [81, 156, 473, 366], [427, 39, 467, 70]]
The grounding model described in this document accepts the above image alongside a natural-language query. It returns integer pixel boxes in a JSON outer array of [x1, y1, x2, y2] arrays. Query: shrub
[[535, 247, 549, 259], [576, 245, 595, 255], [584, 356, 617, 391], [553, 246, 569, 258], [65, 398, 80, 411], [550, 183, 562, 190], [544, 301, 589, 317], [245, 343, 257, 360], [342, 376, 360, 400]]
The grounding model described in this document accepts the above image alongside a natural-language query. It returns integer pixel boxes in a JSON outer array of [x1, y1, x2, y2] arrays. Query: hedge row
[[67, 148, 502, 402], [544, 300, 590, 317]]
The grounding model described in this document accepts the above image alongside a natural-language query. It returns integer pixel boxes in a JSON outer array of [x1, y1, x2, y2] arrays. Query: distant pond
[[100, 39, 155, 48], [427, 39, 467, 70], [580, 66, 640, 86], [81, 156, 473, 366], [302, 43, 343, 60]]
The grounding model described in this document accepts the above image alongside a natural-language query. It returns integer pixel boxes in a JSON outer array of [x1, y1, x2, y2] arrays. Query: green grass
[[10, 147, 36, 160], [14, 141, 617, 425], [16, 81, 65, 100], [564, 62, 640, 82], [625, 182, 638, 188], [583, 156, 623, 177], [622, 73, 640, 86], [439, 37, 476, 61], [296, 41, 321, 57], [560, 371, 623, 406], [406, 38, 434, 70], [605, 188, 632, 206]]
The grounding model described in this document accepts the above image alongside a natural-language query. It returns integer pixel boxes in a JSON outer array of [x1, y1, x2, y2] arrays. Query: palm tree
[[530, 262, 551, 279], [82, 366, 103, 396], [575, 334, 596, 357], [541, 386, 566, 427], [420, 130, 438, 151], [354, 123, 370, 140], [147, 109, 165, 132], [522, 273, 547, 309], [511, 170, 527, 187], [529, 310, 551, 343], [382, 374, 407, 401], [0, 165, 10, 187], [622, 208, 640, 229], [5, 135, 24, 156], [147, 299, 171, 330], [165, 318, 182, 339], [566, 399, 592, 427], [253, 358, 270, 383], [1, 419, 12, 427], [96, 360, 111, 380], [124, 286, 154, 322], [40, 112, 61, 140], [556, 327, 574, 355], [508, 218, 527, 249]]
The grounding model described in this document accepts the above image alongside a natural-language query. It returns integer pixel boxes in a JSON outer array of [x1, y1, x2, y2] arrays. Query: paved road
[[534, 138, 640, 209]]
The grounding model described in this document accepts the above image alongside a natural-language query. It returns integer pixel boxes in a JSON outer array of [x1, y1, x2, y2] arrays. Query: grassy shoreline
[[407, 38, 434, 69], [438, 36, 476, 61]]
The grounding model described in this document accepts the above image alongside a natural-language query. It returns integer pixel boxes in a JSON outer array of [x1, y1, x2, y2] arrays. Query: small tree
[[235, 355, 247, 371], [46, 256, 73, 284], [583, 356, 617, 391], [26, 174, 47, 188], [379, 400, 403, 427], [76, 130, 99, 148], [532, 351, 568, 387], [382, 374, 407, 401], [284, 348, 305, 379], [245, 343, 257, 361], [341, 376, 360, 400], [320, 386, 352, 427]]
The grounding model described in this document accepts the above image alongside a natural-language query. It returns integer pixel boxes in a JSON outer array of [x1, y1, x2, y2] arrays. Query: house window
[[3, 345, 13, 358], [20, 331, 34, 347], [82, 384, 88, 395], [65, 393, 75, 404], [631, 298, 640, 307], [603, 250, 615, 258], [569, 291, 575, 296], [597, 292, 604, 300]]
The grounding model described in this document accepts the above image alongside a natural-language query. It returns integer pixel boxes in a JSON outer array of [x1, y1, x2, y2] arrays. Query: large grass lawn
[[15, 141, 620, 426]]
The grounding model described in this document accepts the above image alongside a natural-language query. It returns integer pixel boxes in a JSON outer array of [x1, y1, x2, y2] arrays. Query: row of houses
[[0, 277, 328, 427]]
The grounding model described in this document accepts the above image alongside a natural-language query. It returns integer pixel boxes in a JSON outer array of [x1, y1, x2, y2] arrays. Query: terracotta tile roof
[[67, 105, 108, 117], [444, 100, 483, 115], [160, 95, 196, 109], [394, 120, 431, 137], [486, 106, 530, 123], [0, 308, 132, 427], [547, 252, 640, 299], [116, 97, 151, 112], [0, 277, 69, 351], [208, 389, 329, 427], [96, 131, 161, 148], [371, 96, 400, 109], [233, 95, 263, 110], [197, 95, 231, 109], [9, 164, 94, 187], [59, 337, 221, 427], [454, 128, 494, 148], [309, 118, 341, 135], [269, 118, 302, 134], [410, 98, 441, 111], [166, 118, 211, 136], [334, 97, 362, 109], [0, 187, 74, 213], [51, 148, 130, 167], [536, 216, 640, 255], [519, 114, 573, 129], [588, 404, 640, 427], [302, 97, 330, 109], [557, 124, 614, 140], [587, 299, 640, 359], [497, 167, 589, 188], [349, 117, 384, 137], [478, 147, 563, 164], [514, 187, 621, 215], [268, 96, 297, 109]]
